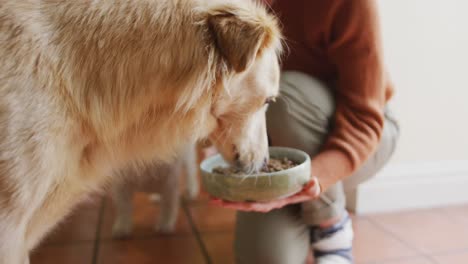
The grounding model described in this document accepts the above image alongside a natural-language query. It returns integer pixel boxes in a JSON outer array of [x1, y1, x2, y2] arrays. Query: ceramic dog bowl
[[200, 147, 311, 202]]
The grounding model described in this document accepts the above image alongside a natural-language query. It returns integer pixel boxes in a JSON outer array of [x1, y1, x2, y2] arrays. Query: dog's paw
[[112, 219, 133, 239], [148, 193, 161, 202], [155, 221, 176, 234]]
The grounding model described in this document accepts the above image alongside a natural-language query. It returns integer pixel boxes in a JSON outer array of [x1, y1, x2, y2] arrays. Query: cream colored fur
[[111, 143, 199, 237], [0, 0, 281, 263]]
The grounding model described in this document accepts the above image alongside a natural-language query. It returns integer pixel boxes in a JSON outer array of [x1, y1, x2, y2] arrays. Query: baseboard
[[349, 160, 468, 214]]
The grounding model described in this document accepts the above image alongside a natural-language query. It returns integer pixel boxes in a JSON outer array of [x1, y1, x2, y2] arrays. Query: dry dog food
[[213, 158, 298, 175]]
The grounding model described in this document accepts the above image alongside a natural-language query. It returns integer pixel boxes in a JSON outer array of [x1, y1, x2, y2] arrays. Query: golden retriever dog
[[111, 143, 198, 238], [0, 0, 282, 262]]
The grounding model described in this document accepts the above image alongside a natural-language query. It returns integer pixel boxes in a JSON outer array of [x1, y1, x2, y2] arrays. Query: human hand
[[209, 177, 321, 213]]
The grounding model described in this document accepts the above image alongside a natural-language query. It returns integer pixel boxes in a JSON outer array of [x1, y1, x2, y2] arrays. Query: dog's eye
[[265, 97, 276, 105]]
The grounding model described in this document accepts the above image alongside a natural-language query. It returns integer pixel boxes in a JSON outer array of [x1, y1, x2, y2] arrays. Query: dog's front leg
[[111, 183, 134, 238], [156, 165, 181, 234], [0, 227, 30, 264], [183, 144, 200, 200], [0, 249, 29, 264]]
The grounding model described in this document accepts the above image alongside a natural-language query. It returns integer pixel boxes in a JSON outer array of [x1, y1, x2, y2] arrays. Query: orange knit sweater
[[268, 0, 394, 190]]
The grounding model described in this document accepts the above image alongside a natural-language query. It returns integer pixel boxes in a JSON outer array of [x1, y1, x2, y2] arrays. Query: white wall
[[379, 0, 468, 163], [353, 1, 468, 213]]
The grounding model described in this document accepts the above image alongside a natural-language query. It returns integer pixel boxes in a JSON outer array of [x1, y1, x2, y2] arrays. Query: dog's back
[[0, 0, 282, 262], [1, 1, 210, 258], [0, 0, 210, 213], [0, 1, 213, 258]]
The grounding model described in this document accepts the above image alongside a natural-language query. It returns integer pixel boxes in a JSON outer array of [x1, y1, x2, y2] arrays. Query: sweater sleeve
[[312, 0, 387, 190]]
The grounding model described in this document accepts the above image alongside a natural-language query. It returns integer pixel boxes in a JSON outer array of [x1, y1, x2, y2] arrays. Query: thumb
[[303, 177, 321, 196]]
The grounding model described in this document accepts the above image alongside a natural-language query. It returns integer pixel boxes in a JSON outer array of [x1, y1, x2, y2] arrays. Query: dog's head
[[203, 2, 282, 173]]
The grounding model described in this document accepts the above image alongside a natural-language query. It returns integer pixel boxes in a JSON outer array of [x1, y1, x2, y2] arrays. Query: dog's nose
[[233, 153, 243, 169], [234, 153, 240, 162]]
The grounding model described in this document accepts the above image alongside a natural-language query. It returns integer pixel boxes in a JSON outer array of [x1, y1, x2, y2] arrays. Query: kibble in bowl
[[200, 147, 311, 202], [212, 158, 299, 175]]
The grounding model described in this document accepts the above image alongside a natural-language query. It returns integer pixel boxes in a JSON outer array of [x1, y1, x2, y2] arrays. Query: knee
[[266, 71, 335, 155], [279, 71, 335, 119]]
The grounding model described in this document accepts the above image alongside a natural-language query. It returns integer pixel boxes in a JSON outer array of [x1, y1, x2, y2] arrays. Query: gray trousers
[[235, 72, 400, 264]]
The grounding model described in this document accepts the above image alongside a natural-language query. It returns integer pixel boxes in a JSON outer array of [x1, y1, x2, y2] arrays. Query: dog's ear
[[207, 7, 279, 73]]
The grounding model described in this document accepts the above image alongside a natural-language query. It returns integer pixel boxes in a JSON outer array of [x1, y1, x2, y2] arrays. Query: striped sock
[[310, 213, 354, 264]]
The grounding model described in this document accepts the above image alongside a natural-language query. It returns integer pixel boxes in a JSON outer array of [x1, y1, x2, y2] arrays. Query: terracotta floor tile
[[368, 209, 468, 254], [183, 191, 210, 206], [438, 204, 468, 224], [30, 244, 93, 264], [202, 232, 235, 264], [432, 251, 468, 264], [97, 237, 206, 264], [100, 193, 192, 239], [370, 256, 434, 264], [352, 216, 419, 263], [201, 215, 420, 264], [188, 204, 237, 232], [41, 199, 101, 245]]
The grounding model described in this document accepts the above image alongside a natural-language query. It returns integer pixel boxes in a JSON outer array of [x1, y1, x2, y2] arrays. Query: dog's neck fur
[[3, 1, 227, 171], [41, 0, 221, 138]]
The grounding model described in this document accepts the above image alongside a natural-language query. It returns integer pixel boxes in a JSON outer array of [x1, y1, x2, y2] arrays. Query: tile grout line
[[427, 207, 468, 262], [426, 255, 440, 264], [358, 254, 437, 264], [362, 216, 438, 263], [42, 240, 96, 247], [360, 254, 437, 264], [91, 197, 106, 264], [425, 246, 468, 263], [413, 254, 437, 264], [98, 233, 195, 243], [363, 211, 468, 264], [182, 200, 213, 264], [440, 207, 468, 225]]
